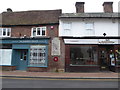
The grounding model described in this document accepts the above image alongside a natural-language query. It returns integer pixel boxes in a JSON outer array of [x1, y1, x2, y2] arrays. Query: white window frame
[[63, 22, 72, 30], [31, 27, 46, 37], [29, 45, 47, 67], [85, 22, 94, 30], [0, 28, 11, 37], [85, 22, 95, 35], [63, 22, 72, 35]]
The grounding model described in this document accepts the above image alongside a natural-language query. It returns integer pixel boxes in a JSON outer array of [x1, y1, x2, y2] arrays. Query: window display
[[70, 46, 98, 65]]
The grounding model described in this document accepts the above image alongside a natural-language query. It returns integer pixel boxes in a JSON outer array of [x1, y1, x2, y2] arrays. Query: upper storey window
[[63, 22, 72, 30], [63, 22, 72, 35], [85, 23, 94, 30], [0, 28, 11, 37], [31, 27, 46, 37], [85, 22, 94, 35]]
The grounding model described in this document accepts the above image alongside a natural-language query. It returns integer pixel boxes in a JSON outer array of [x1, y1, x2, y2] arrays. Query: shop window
[[29, 45, 47, 67], [70, 46, 98, 66], [0, 49, 12, 65], [116, 47, 120, 66], [31, 27, 46, 37], [0, 28, 11, 37]]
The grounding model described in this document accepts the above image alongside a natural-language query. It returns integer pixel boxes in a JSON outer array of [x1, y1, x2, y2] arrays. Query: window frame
[[0, 28, 11, 37], [31, 27, 46, 37], [85, 22, 94, 30], [63, 22, 72, 31]]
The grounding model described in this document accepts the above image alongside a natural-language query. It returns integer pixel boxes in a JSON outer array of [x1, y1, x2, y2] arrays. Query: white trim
[[0, 28, 11, 37], [31, 26, 46, 37], [64, 39, 118, 44]]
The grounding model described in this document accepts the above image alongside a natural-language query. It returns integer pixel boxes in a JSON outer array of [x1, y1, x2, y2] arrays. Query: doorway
[[99, 45, 115, 71], [15, 49, 28, 70]]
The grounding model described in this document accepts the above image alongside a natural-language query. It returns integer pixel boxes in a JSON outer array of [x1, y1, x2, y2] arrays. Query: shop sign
[[12, 40, 48, 44], [99, 39, 114, 44], [2, 39, 48, 44]]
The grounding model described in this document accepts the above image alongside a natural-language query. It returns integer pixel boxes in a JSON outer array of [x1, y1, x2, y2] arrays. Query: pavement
[[0, 70, 119, 79]]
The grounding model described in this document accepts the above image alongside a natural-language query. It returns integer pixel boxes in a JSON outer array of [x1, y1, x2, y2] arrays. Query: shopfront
[[0, 38, 49, 71], [64, 38, 120, 72]]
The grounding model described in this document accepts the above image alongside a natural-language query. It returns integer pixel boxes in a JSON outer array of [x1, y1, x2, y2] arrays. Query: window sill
[[0, 36, 11, 38]]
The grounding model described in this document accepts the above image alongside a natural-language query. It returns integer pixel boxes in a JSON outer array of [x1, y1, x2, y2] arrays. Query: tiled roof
[[0, 9, 62, 26], [60, 13, 119, 18]]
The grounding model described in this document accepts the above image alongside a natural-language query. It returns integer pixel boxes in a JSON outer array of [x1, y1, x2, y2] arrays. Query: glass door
[[99, 47, 109, 70]]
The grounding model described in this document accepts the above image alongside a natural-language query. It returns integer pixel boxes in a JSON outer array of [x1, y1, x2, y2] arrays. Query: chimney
[[7, 8, 12, 12], [75, 2, 85, 13], [103, 2, 113, 13]]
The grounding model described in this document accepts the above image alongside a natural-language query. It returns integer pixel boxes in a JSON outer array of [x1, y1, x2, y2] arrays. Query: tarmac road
[[1, 77, 119, 88]]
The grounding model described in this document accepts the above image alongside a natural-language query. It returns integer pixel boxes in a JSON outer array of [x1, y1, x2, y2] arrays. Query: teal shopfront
[[1, 38, 49, 70]]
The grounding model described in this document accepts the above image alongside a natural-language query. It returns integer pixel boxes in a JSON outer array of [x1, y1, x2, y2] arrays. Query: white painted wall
[[0, 49, 12, 65], [59, 18, 118, 37], [59, 18, 119, 44]]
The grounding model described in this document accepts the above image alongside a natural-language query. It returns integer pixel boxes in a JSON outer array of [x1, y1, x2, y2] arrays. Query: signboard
[[98, 39, 115, 44], [51, 37, 60, 56], [1, 39, 49, 44], [64, 39, 117, 44]]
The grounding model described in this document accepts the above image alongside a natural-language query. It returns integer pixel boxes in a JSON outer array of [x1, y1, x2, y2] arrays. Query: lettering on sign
[[99, 39, 114, 44]]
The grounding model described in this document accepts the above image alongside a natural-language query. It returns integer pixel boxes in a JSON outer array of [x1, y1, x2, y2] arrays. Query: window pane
[[3, 28, 6, 36], [63, 23, 71, 30], [85, 23, 94, 30], [42, 30, 45, 35], [7, 28, 11, 36], [33, 28, 36, 36], [70, 46, 98, 65], [23, 51, 27, 61], [37, 28, 41, 35], [42, 27, 46, 36]]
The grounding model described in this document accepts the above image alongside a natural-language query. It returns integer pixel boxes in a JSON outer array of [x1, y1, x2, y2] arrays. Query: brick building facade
[[0, 9, 65, 72]]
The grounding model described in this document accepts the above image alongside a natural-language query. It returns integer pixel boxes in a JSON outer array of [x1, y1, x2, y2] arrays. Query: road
[[1, 77, 119, 88]]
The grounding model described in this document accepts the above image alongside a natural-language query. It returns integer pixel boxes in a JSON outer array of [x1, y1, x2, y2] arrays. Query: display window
[[70, 46, 98, 66]]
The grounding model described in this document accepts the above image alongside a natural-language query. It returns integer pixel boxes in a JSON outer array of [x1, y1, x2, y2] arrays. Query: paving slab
[[0, 71, 119, 79]]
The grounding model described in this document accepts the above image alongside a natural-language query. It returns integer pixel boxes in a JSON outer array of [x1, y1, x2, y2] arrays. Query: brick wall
[[8, 24, 59, 38], [4, 24, 65, 72]]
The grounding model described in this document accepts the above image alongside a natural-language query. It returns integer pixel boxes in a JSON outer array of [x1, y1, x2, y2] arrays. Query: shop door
[[99, 47, 109, 71], [99, 46, 115, 71], [17, 50, 28, 70]]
